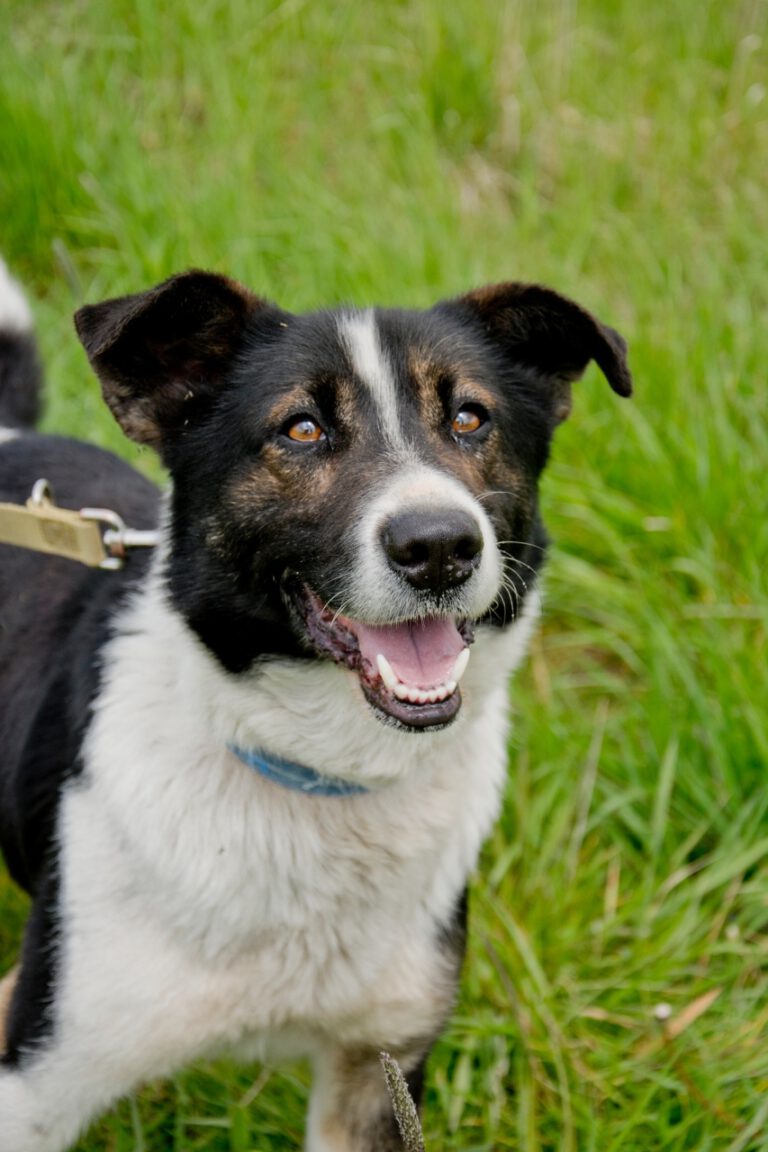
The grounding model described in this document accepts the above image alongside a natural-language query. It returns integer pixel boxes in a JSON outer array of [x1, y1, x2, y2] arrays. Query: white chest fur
[[57, 577, 539, 1069]]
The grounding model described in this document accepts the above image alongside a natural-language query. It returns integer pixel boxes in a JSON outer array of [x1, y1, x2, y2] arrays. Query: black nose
[[381, 509, 484, 593]]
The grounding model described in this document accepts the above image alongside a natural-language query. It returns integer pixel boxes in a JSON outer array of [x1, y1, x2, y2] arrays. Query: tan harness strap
[[0, 966, 18, 1057], [0, 490, 109, 567]]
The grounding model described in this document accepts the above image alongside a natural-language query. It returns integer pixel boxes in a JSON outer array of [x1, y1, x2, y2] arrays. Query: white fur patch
[[346, 463, 503, 625], [0, 553, 539, 1149], [338, 311, 406, 451], [0, 257, 33, 334], [0, 427, 20, 445]]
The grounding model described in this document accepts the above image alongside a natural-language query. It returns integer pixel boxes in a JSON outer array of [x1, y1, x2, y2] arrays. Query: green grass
[[1, 0, 767, 1148]]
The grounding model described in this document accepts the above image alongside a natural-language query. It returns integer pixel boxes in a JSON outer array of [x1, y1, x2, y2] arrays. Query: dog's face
[[75, 273, 630, 732]]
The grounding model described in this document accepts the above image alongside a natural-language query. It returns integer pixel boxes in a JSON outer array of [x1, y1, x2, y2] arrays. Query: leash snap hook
[[79, 507, 161, 570], [78, 507, 128, 570]]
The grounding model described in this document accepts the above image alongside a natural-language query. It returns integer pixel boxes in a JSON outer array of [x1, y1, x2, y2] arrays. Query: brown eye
[[285, 417, 325, 443], [452, 406, 487, 436]]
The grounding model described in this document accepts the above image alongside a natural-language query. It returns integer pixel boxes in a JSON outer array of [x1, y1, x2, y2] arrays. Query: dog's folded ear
[[444, 282, 632, 424], [75, 270, 286, 451]]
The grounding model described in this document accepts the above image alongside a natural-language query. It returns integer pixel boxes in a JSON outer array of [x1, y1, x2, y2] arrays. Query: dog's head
[[75, 272, 630, 732]]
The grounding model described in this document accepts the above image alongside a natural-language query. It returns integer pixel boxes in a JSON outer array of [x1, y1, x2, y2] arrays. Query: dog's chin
[[284, 578, 474, 732], [358, 677, 462, 732]]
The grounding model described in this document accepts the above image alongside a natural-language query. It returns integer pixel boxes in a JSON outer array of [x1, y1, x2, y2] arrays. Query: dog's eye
[[284, 417, 326, 444], [452, 406, 488, 436]]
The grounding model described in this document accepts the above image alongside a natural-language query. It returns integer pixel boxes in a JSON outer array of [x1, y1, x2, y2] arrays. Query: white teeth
[[376, 653, 399, 692], [452, 647, 471, 684], [376, 652, 463, 706], [394, 684, 443, 704]]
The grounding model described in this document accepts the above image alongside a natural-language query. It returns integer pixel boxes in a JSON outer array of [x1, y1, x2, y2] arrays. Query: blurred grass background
[[1, 0, 767, 1148]]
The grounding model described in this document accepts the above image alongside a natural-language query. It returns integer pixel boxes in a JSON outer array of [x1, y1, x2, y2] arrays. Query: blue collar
[[229, 744, 370, 797]]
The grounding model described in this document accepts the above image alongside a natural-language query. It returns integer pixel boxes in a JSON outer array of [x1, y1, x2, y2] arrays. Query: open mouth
[[287, 580, 474, 730]]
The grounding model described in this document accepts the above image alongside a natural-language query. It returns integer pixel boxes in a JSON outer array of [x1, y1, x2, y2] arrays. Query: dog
[[0, 256, 631, 1151]]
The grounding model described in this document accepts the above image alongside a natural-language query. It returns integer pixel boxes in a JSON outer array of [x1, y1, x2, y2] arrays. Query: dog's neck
[[119, 540, 541, 793], [228, 744, 370, 797]]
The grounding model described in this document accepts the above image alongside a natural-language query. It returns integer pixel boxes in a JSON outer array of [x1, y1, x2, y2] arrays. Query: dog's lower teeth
[[376, 652, 462, 705], [390, 681, 453, 705]]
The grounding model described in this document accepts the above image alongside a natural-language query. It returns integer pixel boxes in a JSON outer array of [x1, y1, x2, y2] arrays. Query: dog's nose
[[381, 509, 483, 592]]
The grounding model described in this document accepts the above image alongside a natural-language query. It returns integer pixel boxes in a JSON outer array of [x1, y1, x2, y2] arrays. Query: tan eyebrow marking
[[407, 349, 497, 422], [264, 387, 321, 428]]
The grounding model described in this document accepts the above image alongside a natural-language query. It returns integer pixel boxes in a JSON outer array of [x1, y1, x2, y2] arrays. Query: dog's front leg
[[0, 894, 199, 1152], [0, 957, 136, 1152], [306, 1044, 429, 1152], [0, 1043, 124, 1152]]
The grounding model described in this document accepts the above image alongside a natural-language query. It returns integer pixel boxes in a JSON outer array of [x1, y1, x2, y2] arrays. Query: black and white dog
[[0, 257, 630, 1151]]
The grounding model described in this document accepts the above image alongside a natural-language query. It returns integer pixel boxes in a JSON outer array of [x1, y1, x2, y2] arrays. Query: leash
[[0, 479, 159, 570]]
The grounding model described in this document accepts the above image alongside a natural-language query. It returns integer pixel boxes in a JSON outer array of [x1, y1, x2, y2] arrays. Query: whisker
[[496, 569, 524, 623], [505, 569, 529, 594], [320, 589, 353, 627], [504, 557, 537, 582], [495, 538, 548, 553], [476, 490, 516, 502]]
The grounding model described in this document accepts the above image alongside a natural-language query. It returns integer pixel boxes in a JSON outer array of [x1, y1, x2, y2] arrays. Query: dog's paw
[[0, 1072, 71, 1152]]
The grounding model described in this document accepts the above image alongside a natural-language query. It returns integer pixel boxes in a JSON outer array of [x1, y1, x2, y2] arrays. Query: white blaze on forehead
[[0, 257, 33, 333], [337, 309, 406, 450]]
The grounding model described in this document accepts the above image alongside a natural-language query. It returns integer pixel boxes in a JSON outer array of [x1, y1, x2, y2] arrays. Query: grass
[[1, 0, 767, 1147]]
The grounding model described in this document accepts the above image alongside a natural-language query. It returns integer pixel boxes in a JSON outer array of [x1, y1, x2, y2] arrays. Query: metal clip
[[0, 480, 160, 570], [29, 478, 55, 506], [79, 507, 160, 570]]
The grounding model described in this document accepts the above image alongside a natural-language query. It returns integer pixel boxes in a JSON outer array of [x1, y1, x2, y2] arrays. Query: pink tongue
[[350, 617, 465, 688]]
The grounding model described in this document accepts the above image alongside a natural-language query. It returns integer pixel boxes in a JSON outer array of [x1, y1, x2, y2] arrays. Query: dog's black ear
[[445, 282, 632, 424], [75, 270, 286, 450]]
